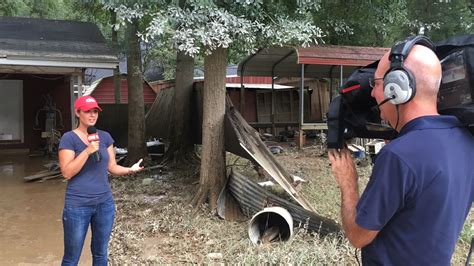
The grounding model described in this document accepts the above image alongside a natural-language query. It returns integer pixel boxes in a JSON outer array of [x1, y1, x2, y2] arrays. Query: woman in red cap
[[58, 95, 143, 265]]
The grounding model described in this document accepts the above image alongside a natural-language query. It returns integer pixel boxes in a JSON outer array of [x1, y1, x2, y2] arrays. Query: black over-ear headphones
[[384, 35, 435, 105]]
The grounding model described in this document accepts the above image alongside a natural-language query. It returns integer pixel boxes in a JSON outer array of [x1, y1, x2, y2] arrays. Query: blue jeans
[[61, 199, 115, 266]]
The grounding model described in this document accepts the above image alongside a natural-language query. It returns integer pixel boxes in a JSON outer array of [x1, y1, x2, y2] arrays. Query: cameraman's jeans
[[61, 199, 115, 266]]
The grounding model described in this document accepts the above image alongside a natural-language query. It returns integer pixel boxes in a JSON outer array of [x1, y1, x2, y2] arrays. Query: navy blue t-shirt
[[356, 116, 474, 265], [59, 130, 114, 207]]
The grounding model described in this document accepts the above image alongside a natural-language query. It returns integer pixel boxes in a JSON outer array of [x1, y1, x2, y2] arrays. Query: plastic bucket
[[248, 207, 294, 245]]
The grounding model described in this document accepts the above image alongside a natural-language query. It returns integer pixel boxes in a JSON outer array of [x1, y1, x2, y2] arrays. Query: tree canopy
[[2, 0, 472, 64], [103, 0, 472, 75]]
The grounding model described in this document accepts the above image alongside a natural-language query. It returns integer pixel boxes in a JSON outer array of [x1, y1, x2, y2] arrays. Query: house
[[0, 16, 118, 153], [238, 45, 390, 147]]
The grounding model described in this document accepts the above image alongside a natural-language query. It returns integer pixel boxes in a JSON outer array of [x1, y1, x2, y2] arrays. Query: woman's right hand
[[86, 140, 100, 155]]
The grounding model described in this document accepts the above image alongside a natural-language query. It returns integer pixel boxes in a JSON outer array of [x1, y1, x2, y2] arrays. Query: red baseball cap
[[74, 96, 102, 112]]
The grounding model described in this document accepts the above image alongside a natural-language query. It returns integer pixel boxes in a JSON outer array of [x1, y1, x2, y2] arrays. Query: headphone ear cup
[[384, 69, 415, 105]]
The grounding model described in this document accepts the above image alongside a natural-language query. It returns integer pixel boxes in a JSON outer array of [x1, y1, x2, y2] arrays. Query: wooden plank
[[301, 123, 328, 130], [24, 170, 61, 182], [37, 174, 63, 183]]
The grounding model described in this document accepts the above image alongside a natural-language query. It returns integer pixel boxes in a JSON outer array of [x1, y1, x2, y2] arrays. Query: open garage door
[[0, 80, 23, 143]]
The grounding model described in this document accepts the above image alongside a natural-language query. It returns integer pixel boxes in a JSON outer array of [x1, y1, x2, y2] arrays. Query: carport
[[238, 45, 389, 148], [0, 16, 118, 153]]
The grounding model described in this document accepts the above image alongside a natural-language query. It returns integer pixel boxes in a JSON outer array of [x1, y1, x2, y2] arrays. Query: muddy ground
[[0, 153, 92, 265], [107, 143, 473, 264]]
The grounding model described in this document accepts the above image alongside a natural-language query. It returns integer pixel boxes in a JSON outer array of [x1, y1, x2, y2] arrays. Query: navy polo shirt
[[356, 116, 474, 265], [59, 130, 114, 207]]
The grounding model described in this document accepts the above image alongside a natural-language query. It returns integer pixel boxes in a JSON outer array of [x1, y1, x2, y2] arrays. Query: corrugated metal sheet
[[145, 87, 175, 140], [224, 169, 340, 235]]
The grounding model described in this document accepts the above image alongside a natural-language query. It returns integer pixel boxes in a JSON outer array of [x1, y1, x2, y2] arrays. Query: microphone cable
[[393, 105, 400, 132]]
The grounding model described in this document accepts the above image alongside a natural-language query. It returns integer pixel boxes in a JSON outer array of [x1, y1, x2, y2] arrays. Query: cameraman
[[329, 44, 473, 265]]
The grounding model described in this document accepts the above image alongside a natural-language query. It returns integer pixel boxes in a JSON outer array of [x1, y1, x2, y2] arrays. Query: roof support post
[[329, 65, 336, 101], [70, 75, 75, 129], [77, 73, 83, 97], [339, 65, 344, 88], [239, 49, 261, 114], [271, 50, 294, 137], [299, 63, 305, 150], [240, 83, 245, 115], [271, 77, 276, 136], [70, 73, 83, 129]]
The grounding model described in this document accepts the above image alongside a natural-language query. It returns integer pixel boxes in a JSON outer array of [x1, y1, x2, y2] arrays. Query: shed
[[0, 16, 118, 153], [238, 45, 389, 147]]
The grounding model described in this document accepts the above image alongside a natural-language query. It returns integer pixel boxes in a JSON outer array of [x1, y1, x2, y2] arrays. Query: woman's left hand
[[129, 158, 144, 173]]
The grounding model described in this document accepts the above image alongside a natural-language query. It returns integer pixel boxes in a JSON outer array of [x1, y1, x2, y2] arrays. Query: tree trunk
[[192, 47, 227, 210], [163, 51, 196, 166], [111, 10, 121, 104], [126, 18, 148, 164]]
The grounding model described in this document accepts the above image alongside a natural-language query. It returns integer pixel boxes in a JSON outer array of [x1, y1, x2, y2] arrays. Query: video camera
[[327, 34, 474, 149]]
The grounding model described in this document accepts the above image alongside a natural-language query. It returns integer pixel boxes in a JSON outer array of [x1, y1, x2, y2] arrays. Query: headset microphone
[[87, 126, 101, 162], [371, 95, 396, 114], [378, 95, 396, 108]]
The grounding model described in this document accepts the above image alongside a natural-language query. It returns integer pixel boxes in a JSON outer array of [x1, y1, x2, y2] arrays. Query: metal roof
[[0, 16, 118, 70], [238, 45, 389, 79]]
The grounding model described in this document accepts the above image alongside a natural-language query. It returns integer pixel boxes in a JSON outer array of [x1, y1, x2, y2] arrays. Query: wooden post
[[298, 129, 305, 149]]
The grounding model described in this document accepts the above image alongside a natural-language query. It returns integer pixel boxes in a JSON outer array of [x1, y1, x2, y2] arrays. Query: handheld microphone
[[86, 126, 101, 162]]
